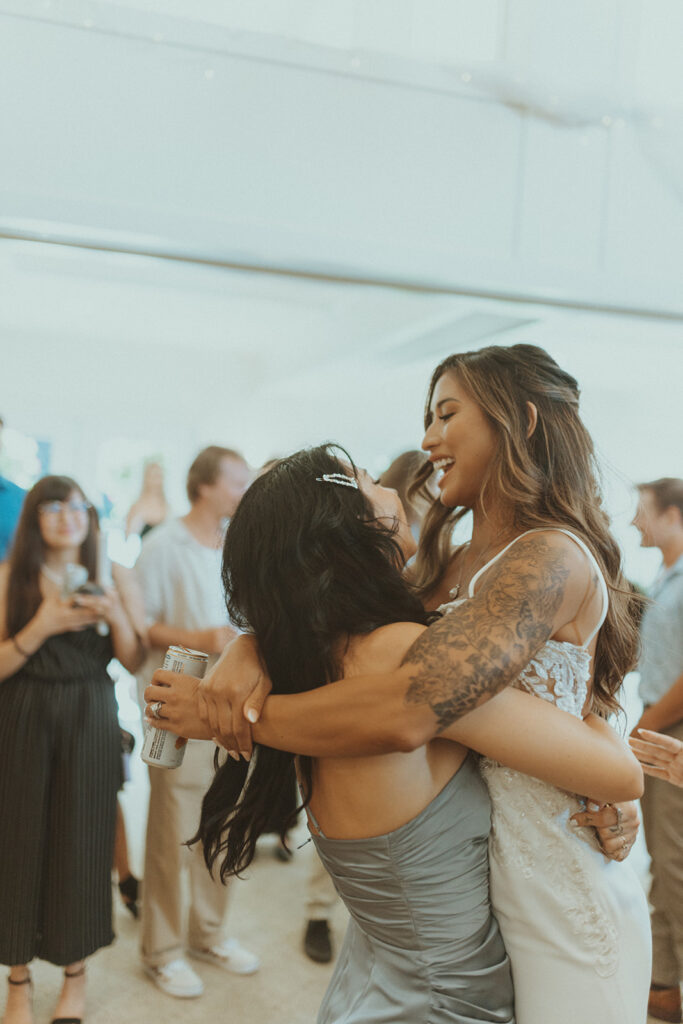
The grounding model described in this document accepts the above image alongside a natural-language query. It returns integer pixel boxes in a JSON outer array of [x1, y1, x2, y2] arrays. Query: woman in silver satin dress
[[169, 445, 640, 1024]]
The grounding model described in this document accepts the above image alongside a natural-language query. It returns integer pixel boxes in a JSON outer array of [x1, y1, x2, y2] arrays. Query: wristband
[[12, 635, 32, 659]]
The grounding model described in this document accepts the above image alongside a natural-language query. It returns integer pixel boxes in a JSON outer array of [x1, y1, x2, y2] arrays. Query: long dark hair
[[409, 343, 641, 716], [5, 475, 98, 637], [192, 444, 428, 880]]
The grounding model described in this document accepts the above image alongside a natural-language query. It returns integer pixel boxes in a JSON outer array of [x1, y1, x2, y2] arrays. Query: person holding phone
[[0, 475, 145, 1024]]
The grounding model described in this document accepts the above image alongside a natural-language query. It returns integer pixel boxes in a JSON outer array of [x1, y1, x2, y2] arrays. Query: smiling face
[[356, 468, 417, 563], [421, 370, 499, 510], [631, 487, 683, 553], [38, 488, 91, 552]]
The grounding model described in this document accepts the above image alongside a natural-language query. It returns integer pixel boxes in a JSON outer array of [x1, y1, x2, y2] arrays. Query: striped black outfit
[[0, 628, 120, 966]]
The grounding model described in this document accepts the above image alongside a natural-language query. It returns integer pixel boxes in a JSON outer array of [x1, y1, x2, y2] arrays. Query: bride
[[155, 345, 652, 1022]]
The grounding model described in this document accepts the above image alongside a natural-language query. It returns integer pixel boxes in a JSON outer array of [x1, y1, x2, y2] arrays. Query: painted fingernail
[[245, 708, 259, 723]]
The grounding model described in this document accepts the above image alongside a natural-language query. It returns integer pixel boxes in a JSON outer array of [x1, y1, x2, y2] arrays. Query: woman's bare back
[[307, 621, 468, 840]]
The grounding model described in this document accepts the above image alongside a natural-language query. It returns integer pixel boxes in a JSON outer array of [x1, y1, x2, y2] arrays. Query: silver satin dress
[[311, 754, 515, 1023]]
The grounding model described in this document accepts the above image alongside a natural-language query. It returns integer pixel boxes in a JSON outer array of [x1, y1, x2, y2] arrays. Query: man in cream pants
[[136, 446, 258, 999]]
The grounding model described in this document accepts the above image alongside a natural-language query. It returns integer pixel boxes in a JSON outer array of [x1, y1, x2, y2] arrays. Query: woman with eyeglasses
[[0, 475, 145, 1024]]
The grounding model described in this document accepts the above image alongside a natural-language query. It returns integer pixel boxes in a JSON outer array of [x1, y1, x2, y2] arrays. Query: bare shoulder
[[345, 622, 427, 676]]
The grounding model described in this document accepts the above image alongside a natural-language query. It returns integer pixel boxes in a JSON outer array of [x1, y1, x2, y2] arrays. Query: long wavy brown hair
[[5, 476, 98, 637], [409, 343, 640, 716]]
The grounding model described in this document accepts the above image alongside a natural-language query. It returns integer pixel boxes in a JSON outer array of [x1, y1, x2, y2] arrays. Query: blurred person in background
[[125, 460, 171, 540], [0, 475, 145, 1024], [378, 449, 431, 542], [630, 477, 683, 1024], [0, 417, 26, 562], [135, 446, 258, 999]]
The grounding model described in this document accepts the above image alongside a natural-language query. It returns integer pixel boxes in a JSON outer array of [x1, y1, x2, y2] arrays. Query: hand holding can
[[141, 646, 209, 769]]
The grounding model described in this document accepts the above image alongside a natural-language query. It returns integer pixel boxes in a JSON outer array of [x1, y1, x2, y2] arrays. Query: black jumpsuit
[[0, 628, 120, 966]]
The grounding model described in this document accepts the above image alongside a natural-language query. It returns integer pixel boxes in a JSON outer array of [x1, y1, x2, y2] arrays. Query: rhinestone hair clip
[[315, 473, 359, 490]]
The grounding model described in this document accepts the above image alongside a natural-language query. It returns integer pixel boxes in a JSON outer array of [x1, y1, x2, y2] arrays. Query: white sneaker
[[189, 938, 261, 975], [144, 958, 204, 998]]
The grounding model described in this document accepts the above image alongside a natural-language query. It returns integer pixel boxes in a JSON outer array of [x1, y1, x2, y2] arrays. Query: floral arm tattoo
[[402, 534, 571, 731]]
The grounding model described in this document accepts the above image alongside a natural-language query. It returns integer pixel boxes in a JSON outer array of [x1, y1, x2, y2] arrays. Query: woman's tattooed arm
[[402, 533, 572, 730]]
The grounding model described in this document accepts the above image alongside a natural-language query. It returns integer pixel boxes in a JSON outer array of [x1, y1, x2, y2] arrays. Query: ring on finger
[[149, 700, 165, 720]]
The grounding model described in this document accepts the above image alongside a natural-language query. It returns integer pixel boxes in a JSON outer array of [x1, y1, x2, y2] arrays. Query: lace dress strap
[[469, 527, 608, 648]]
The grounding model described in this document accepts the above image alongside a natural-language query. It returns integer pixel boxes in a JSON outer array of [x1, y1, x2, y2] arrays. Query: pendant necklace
[[448, 543, 471, 600], [448, 534, 512, 600]]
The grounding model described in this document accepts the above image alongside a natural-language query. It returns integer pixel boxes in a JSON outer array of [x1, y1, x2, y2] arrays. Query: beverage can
[[141, 645, 209, 769]]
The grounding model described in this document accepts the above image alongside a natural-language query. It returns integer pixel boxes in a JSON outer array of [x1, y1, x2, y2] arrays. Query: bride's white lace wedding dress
[[441, 529, 651, 1024]]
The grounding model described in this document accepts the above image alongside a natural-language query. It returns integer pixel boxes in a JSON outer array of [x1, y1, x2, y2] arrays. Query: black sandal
[[51, 964, 85, 1024], [118, 874, 140, 919]]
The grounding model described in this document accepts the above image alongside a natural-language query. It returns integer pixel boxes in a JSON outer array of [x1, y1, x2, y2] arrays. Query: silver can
[[141, 645, 209, 769]]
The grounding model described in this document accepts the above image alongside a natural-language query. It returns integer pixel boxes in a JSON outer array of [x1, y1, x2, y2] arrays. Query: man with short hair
[[136, 446, 257, 999], [632, 477, 683, 1023]]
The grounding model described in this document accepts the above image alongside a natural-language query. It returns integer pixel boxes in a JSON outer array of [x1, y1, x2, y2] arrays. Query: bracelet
[[12, 635, 32, 659]]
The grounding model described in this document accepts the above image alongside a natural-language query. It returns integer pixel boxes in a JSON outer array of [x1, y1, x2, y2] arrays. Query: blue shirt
[[0, 476, 25, 560], [638, 553, 683, 706]]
